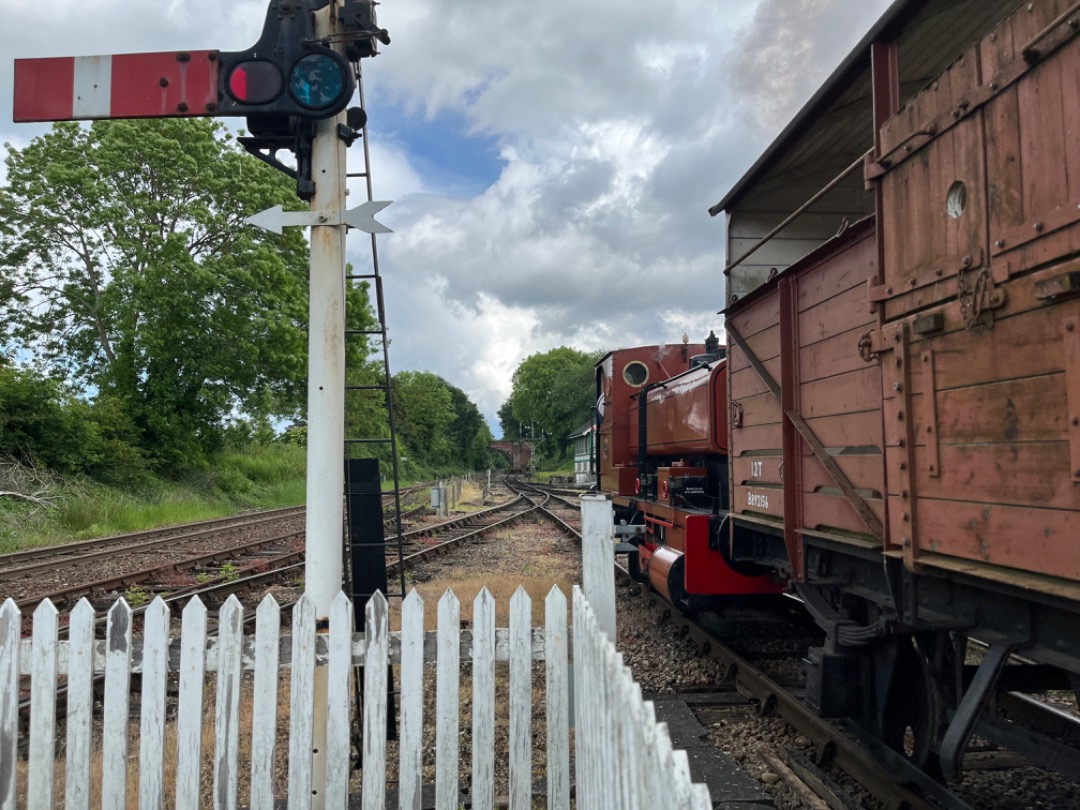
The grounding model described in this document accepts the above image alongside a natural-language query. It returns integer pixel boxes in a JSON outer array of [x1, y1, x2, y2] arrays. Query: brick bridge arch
[[488, 441, 532, 473]]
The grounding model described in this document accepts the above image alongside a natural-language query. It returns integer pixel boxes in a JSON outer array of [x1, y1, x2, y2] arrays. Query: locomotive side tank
[[628, 359, 728, 459]]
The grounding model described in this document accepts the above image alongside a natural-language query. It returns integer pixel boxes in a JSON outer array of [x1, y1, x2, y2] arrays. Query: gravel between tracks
[[14, 483, 1076, 808]]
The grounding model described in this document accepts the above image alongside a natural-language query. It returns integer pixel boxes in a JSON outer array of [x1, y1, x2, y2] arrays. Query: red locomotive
[[597, 0, 1080, 786], [596, 333, 780, 607]]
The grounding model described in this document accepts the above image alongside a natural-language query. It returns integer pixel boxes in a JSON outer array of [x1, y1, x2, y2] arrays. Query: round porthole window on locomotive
[[622, 361, 649, 387]]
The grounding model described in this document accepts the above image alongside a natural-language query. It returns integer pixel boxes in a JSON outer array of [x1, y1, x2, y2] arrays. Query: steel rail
[[0, 483, 430, 573], [13, 530, 305, 611], [14, 483, 534, 742], [0, 505, 306, 571]]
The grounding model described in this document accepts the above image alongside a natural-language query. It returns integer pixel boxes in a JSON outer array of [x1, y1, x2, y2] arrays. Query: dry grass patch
[[14, 676, 298, 809], [397, 573, 576, 631]]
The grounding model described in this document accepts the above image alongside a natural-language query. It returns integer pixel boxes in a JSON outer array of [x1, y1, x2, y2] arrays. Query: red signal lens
[[227, 61, 283, 104]]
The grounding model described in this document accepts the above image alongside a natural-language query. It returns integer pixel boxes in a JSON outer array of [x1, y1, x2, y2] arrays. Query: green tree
[[497, 399, 522, 442], [508, 347, 602, 460], [0, 365, 99, 473], [443, 382, 494, 470], [392, 371, 456, 470], [0, 119, 343, 471]]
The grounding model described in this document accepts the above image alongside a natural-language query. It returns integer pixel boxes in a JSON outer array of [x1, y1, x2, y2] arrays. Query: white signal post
[[306, 6, 347, 805]]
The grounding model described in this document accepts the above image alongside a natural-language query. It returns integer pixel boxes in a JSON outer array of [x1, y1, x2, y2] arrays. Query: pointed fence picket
[[2, 584, 712, 809], [139, 597, 170, 810], [101, 599, 132, 810]]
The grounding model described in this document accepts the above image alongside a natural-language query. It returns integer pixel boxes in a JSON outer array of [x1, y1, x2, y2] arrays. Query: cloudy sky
[[0, 0, 892, 434]]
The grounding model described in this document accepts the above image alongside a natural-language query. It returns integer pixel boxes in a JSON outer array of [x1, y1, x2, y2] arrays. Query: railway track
[[13, 480, 529, 744], [0, 505, 307, 580], [519, 478, 1080, 808], [0, 484, 429, 582], [2, 489, 431, 613], [501, 481, 974, 809]]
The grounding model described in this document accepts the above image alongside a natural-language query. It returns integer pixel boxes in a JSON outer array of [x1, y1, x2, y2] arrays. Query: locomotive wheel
[[627, 549, 648, 584]]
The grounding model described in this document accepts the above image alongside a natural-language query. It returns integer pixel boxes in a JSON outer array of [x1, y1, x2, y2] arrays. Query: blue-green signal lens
[[288, 54, 347, 110]]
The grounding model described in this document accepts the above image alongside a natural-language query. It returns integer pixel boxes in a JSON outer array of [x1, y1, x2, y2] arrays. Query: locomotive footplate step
[[652, 698, 774, 805]]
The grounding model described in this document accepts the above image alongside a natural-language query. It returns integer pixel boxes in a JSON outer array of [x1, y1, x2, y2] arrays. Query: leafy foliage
[[0, 120, 493, 494], [0, 119, 318, 471], [388, 371, 494, 477], [505, 346, 602, 459], [497, 399, 522, 441], [0, 364, 147, 481]]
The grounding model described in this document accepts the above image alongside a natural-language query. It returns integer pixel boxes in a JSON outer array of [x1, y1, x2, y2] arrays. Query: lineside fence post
[[580, 493, 616, 641]]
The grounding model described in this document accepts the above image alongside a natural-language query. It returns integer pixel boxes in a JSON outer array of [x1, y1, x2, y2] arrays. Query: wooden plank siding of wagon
[[726, 219, 886, 576], [877, 51, 988, 317], [866, 0, 1080, 580], [728, 289, 785, 529], [900, 277, 1080, 578], [992, 26, 1080, 276], [730, 347, 881, 570], [789, 228, 885, 548]]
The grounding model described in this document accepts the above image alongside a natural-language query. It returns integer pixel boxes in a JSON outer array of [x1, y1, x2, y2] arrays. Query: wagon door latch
[[959, 264, 1007, 330]]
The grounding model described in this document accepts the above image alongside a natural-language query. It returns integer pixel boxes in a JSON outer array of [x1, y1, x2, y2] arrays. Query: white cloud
[[2, 0, 894, 434]]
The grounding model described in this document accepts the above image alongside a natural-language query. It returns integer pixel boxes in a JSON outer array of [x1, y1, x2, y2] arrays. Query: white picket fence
[[0, 586, 711, 810]]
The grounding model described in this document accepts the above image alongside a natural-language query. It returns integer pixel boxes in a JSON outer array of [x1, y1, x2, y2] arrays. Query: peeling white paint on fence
[[101, 599, 132, 810], [138, 597, 170, 810], [2, 584, 711, 809]]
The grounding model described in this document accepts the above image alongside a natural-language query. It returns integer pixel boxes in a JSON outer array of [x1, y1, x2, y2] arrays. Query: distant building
[[568, 421, 595, 485]]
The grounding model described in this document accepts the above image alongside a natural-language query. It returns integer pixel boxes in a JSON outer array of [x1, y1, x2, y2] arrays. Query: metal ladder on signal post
[[342, 64, 407, 755], [343, 63, 408, 613]]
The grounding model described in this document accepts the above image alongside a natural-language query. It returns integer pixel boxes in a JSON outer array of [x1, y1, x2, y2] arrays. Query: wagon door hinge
[[959, 265, 1007, 330], [858, 326, 900, 362]]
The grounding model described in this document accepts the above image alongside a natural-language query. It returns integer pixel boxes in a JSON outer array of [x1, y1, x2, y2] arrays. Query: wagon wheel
[[880, 632, 954, 779]]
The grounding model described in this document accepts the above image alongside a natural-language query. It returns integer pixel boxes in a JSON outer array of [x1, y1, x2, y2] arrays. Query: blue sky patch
[[375, 102, 504, 196]]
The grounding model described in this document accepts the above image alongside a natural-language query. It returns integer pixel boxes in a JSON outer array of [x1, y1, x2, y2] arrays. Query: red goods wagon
[[866, 0, 1080, 589], [727, 218, 885, 575], [710, 0, 1080, 784]]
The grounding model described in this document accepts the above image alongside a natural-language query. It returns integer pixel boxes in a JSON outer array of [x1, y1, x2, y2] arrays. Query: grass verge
[[0, 444, 308, 553]]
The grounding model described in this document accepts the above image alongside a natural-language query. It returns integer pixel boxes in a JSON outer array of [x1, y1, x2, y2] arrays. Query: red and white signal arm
[[13, 51, 220, 123]]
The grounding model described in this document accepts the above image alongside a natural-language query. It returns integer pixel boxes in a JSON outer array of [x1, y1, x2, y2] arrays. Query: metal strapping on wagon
[[865, 1, 1080, 182]]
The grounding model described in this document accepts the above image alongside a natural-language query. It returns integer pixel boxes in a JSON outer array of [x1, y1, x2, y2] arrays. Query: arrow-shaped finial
[[245, 201, 393, 234], [343, 200, 393, 234]]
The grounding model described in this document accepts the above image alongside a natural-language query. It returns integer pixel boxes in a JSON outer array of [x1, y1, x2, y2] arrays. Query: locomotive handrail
[[720, 148, 871, 274]]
